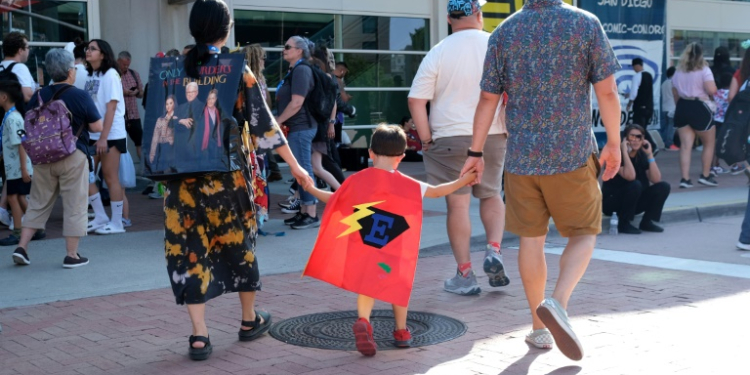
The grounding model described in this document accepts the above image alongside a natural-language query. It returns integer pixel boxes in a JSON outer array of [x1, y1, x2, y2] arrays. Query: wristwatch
[[328, 119, 335, 124], [467, 149, 483, 157]]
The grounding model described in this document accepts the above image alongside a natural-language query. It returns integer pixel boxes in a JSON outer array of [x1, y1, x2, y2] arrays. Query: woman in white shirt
[[84, 39, 128, 234], [671, 43, 718, 189]]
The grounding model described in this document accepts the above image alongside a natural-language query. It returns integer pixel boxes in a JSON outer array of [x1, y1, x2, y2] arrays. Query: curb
[[425, 200, 748, 256]]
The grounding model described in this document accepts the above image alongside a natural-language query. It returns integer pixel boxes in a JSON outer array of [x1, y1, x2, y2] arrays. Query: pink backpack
[[23, 85, 82, 165]]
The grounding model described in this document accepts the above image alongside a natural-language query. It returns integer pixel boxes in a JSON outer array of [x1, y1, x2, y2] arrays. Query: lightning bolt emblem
[[337, 201, 385, 238]]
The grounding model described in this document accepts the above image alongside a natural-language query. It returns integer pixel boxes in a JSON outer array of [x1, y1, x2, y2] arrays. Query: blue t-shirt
[[26, 84, 101, 155]]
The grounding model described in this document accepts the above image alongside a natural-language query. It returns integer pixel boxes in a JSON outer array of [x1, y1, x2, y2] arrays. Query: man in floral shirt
[[461, 0, 622, 360]]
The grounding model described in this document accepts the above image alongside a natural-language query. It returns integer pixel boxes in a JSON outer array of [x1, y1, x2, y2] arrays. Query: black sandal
[[188, 335, 212, 361], [238, 310, 272, 342]]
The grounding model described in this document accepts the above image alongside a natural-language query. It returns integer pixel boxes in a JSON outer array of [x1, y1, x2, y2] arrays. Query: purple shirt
[[480, 0, 620, 175]]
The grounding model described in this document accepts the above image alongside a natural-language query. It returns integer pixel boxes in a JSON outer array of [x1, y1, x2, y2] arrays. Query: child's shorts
[[6, 178, 31, 196]]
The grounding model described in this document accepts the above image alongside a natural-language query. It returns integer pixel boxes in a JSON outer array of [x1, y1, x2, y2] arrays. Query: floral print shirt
[[480, 0, 620, 175]]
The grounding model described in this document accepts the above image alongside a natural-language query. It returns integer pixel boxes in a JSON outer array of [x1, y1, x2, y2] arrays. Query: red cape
[[303, 168, 424, 306]]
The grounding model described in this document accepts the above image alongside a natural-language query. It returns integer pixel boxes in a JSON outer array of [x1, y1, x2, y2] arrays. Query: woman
[[70, 38, 89, 90], [168, 0, 311, 361], [401, 116, 423, 162], [275, 35, 320, 230], [729, 42, 750, 102], [84, 39, 129, 235], [309, 45, 343, 191], [602, 125, 670, 234], [671, 43, 718, 188], [149, 95, 177, 172], [243, 44, 282, 182]]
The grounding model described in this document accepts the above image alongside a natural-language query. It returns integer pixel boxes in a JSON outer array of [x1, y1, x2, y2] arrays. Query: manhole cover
[[269, 310, 467, 351]]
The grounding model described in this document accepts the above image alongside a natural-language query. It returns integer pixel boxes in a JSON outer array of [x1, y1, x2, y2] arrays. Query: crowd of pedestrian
[[4, 0, 750, 366]]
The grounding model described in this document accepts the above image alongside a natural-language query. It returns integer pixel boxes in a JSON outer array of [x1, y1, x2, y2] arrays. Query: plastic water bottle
[[609, 213, 619, 235]]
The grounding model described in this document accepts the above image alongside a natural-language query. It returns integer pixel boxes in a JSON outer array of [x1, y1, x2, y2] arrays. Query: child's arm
[[424, 170, 477, 198], [301, 178, 334, 203]]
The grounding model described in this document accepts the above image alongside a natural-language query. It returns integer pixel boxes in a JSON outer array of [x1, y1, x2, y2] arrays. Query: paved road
[[1, 214, 749, 374]]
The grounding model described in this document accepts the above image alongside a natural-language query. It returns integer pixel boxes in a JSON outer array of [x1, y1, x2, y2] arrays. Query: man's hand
[[95, 138, 109, 156], [459, 168, 478, 186], [460, 157, 484, 186], [600, 142, 622, 181], [178, 119, 193, 128]]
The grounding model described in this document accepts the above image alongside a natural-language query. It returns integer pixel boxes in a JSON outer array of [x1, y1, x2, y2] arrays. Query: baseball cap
[[447, 0, 486, 17]]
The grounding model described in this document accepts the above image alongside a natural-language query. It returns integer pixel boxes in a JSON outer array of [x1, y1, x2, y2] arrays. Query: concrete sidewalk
[[1, 148, 748, 310]]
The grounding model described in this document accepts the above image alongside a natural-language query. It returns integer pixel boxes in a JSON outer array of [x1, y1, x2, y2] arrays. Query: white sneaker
[[737, 241, 750, 251], [95, 223, 126, 235], [122, 218, 132, 228]]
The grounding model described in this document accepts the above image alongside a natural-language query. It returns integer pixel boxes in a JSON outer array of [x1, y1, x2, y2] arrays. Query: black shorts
[[125, 118, 143, 147], [6, 178, 31, 196], [89, 138, 128, 154], [674, 98, 714, 132]]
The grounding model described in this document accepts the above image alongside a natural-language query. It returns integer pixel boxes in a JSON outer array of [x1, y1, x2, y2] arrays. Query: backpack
[[716, 79, 750, 165], [289, 62, 336, 134], [22, 85, 83, 165]]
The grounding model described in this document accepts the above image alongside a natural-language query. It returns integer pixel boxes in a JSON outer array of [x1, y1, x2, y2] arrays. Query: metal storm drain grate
[[269, 310, 467, 351]]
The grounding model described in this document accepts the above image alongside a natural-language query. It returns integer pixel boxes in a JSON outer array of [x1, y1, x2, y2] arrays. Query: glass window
[[339, 53, 424, 88], [234, 10, 430, 52], [672, 30, 750, 63], [341, 15, 429, 51], [341, 91, 411, 126], [234, 10, 334, 48], [1, 1, 88, 43]]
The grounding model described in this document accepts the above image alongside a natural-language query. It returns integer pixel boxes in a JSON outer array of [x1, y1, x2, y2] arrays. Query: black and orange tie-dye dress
[[164, 66, 286, 305]]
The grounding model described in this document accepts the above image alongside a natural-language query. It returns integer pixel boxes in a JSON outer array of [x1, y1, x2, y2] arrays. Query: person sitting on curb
[[602, 124, 671, 234]]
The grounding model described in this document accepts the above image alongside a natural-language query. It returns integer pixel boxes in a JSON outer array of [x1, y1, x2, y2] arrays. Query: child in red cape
[[302, 124, 476, 356]]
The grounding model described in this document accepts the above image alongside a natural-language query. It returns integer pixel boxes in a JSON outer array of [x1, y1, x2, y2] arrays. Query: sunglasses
[[284, 45, 298, 51], [627, 134, 644, 140]]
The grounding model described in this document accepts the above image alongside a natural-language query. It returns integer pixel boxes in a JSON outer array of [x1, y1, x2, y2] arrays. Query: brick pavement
[[1, 248, 748, 375]]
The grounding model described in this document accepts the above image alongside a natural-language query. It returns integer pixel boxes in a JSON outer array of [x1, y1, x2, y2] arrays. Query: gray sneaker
[[443, 270, 481, 295], [483, 245, 510, 287], [536, 298, 583, 361]]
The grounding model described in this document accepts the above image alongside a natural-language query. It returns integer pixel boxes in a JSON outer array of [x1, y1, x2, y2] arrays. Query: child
[[302, 124, 476, 356], [0, 80, 32, 246]]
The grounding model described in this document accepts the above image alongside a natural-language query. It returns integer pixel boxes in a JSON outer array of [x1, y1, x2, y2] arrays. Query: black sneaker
[[0, 234, 20, 246], [284, 212, 305, 225], [290, 214, 320, 229], [280, 199, 301, 214], [31, 230, 46, 241], [63, 253, 89, 269], [12, 247, 30, 265], [679, 179, 693, 189], [698, 174, 718, 187]]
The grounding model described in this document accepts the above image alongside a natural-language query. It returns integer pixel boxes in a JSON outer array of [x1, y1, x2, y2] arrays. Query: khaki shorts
[[24, 150, 89, 237], [423, 134, 506, 198], [505, 154, 602, 238]]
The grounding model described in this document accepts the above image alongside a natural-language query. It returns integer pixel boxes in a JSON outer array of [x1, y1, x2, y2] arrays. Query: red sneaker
[[353, 318, 376, 356], [393, 328, 412, 348]]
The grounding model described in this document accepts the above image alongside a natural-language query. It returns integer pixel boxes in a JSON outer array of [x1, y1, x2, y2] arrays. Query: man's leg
[[518, 235, 548, 330], [551, 235, 596, 309]]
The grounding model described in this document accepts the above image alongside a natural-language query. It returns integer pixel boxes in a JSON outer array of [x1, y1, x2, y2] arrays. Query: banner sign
[[482, 0, 574, 33], [143, 54, 244, 179], [579, 0, 667, 134]]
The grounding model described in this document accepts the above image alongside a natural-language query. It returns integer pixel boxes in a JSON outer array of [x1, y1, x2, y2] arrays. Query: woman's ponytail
[[185, 43, 211, 79]]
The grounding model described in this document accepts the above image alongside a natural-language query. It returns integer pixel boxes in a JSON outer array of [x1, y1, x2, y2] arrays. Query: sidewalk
[[1, 233, 748, 374]]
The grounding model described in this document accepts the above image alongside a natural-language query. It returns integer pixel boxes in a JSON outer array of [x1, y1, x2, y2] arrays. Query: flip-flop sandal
[[238, 310, 272, 342], [188, 335, 212, 361]]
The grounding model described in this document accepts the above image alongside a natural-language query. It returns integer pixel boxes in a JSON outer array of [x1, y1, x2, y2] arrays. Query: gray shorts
[[423, 134, 507, 198]]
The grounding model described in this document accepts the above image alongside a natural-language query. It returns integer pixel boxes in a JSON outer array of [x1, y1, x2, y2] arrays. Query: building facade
[[1, 0, 750, 126]]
